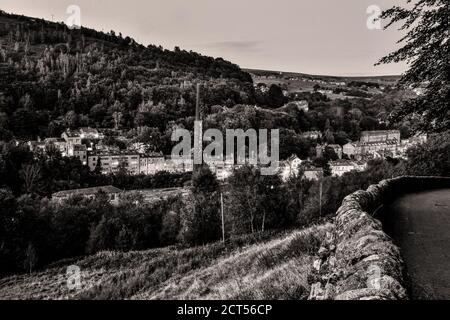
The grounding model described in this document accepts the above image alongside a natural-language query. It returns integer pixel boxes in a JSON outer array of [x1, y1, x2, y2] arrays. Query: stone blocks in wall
[[309, 176, 450, 300]]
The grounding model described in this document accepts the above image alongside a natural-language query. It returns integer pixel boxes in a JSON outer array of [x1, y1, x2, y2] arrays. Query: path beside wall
[[308, 176, 450, 300]]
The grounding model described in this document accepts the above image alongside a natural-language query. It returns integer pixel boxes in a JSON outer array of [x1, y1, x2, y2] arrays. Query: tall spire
[[193, 83, 203, 168], [195, 83, 201, 121]]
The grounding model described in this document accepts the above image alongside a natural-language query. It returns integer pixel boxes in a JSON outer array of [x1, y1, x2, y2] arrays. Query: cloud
[[202, 40, 262, 53]]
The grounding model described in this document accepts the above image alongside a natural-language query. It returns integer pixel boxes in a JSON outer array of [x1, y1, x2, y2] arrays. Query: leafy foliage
[[405, 131, 450, 176], [378, 0, 449, 132], [0, 11, 254, 139]]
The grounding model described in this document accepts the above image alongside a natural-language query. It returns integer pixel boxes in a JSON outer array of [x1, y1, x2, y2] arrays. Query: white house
[[330, 160, 365, 177]]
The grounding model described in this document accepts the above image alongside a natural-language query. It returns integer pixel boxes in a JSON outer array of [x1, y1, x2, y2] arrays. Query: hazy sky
[[1, 0, 409, 76]]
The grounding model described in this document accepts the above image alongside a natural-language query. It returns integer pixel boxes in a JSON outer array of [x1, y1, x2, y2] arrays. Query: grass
[[0, 223, 332, 300]]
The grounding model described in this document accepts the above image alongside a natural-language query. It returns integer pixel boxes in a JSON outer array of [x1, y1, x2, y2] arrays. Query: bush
[[406, 132, 450, 177]]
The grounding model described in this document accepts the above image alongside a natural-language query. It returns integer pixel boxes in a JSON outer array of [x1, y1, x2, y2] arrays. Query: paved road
[[382, 189, 450, 300]]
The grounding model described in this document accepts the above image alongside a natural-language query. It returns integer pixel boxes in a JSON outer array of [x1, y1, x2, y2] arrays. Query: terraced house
[[88, 152, 141, 175]]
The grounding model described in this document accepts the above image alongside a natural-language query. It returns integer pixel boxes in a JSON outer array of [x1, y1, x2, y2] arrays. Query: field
[[0, 223, 332, 300], [245, 68, 400, 99]]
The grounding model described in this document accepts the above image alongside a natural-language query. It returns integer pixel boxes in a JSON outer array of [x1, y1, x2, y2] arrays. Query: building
[[27, 141, 46, 153], [303, 167, 324, 181], [139, 155, 194, 175], [330, 160, 365, 177], [359, 140, 398, 154], [67, 144, 88, 165], [208, 162, 235, 181], [360, 130, 401, 144], [284, 100, 309, 112], [79, 127, 103, 140], [62, 129, 82, 145], [168, 157, 194, 173], [343, 142, 359, 158], [343, 130, 406, 159], [318, 89, 333, 95], [139, 155, 167, 175], [352, 161, 368, 172], [52, 185, 122, 205], [44, 138, 68, 155], [88, 153, 141, 175], [301, 131, 322, 140]]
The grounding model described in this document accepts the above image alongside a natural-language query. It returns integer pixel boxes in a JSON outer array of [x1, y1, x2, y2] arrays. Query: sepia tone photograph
[[0, 0, 448, 309]]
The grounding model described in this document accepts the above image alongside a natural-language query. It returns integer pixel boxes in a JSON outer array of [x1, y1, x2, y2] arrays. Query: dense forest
[[0, 10, 255, 140]]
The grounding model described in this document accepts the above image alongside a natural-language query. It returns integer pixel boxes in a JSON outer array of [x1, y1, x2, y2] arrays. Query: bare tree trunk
[[261, 210, 266, 232], [21, 164, 41, 194]]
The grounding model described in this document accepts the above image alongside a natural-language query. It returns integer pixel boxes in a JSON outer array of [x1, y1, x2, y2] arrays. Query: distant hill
[[0, 11, 254, 140], [0, 224, 331, 300], [245, 68, 404, 101], [244, 68, 401, 84]]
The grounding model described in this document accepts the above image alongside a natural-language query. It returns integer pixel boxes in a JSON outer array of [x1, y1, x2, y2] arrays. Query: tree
[[10, 108, 38, 138], [23, 242, 38, 275], [359, 116, 379, 131], [284, 173, 310, 227], [378, 0, 449, 132], [178, 192, 221, 245], [192, 165, 219, 193], [405, 132, 450, 177], [65, 111, 79, 129], [227, 166, 287, 235], [0, 188, 17, 274], [179, 166, 221, 245], [266, 84, 286, 108], [20, 163, 41, 194]]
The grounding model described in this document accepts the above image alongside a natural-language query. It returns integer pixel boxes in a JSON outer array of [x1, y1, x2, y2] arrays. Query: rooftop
[[63, 130, 81, 138], [72, 144, 87, 151], [304, 167, 323, 172], [361, 139, 398, 146], [44, 138, 66, 143], [80, 127, 99, 134], [89, 151, 140, 157], [361, 130, 400, 135], [330, 160, 355, 167]]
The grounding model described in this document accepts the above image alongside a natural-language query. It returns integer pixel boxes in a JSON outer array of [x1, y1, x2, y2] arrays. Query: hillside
[[245, 68, 401, 85], [0, 223, 331, 300], [246, 68, 406, 102], [0, 11, 254, 141]]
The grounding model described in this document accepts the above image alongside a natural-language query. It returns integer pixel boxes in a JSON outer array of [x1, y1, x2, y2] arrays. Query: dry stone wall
[[308, 176, 450, 300]]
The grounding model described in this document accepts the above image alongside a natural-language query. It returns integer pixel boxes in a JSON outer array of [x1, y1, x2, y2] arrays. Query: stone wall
[[308, 176, 450, 300]]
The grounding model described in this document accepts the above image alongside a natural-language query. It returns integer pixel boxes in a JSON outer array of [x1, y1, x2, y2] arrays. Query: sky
[[0, 0, 409, 76]]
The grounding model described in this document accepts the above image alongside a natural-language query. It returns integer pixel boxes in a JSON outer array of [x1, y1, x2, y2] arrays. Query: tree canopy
[[378, 0, 449, 132]]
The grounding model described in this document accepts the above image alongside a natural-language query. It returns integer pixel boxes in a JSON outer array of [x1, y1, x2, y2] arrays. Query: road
[[381, 189, 450, 300]]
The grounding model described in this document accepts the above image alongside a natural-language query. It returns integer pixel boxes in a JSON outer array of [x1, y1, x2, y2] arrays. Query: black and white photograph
[[0, 0, 449, 308]]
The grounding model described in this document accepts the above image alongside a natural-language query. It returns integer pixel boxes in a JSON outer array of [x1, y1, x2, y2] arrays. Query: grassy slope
[[0, 223, 332, 300]]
